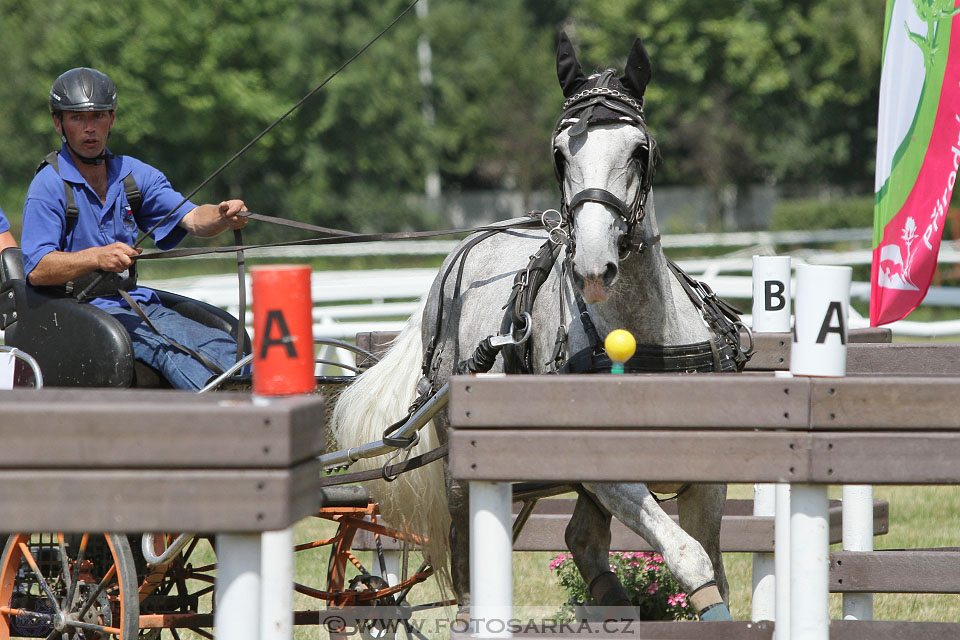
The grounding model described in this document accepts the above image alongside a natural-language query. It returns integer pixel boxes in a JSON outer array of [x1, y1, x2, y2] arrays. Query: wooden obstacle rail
[[0, 388, 326, 637], [448, 374, 960, 639], [354, 497, 889, 555]]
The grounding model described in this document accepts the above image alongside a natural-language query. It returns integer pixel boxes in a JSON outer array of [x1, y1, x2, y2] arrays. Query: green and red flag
[[871, 0, 960, 326]]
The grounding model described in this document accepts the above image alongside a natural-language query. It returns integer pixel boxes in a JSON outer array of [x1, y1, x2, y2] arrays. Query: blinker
[[568, 109, 592, 137]]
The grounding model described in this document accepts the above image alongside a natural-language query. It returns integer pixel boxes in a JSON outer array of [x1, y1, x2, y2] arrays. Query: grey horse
[[333, 33, 744, 621]]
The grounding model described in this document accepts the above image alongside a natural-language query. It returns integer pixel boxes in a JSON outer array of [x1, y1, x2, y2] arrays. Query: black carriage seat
[[0, 247, 251, 388]]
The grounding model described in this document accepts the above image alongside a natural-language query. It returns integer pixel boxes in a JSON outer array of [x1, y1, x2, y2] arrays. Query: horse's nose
[[601, 262, 618, 286]]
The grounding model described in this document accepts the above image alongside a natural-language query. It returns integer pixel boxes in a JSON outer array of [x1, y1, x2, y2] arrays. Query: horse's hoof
[[588, 571, 633, 608]]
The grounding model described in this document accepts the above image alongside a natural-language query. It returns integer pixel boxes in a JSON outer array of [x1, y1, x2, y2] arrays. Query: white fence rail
[[139, 228, 960, 342]]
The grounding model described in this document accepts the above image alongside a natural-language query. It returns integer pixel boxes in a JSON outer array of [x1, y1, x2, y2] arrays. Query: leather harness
[[37, 150, 142, 299]]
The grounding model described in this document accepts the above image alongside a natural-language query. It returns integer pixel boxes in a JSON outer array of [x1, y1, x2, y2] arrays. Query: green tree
[[0, 1, 889, 237], [568, 0, 884, 226]]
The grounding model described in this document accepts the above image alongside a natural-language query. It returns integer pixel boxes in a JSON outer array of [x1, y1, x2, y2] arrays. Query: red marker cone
[[252, 265, 316, 396]]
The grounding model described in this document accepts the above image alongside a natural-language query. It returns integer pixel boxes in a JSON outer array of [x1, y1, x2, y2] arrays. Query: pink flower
[[668, 593, 688, 607], [651, 554, 664, 565], [549, 553, 572, 571], [647, 582, 660, 594]]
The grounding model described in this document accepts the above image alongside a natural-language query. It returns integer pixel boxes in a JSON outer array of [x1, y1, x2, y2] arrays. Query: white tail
[[330, 302, 452, 587]]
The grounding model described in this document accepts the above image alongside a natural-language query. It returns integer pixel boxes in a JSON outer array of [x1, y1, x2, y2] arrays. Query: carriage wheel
[[0, 533, 139, 639], [135, 535, 216, 639], [319, 503, 453, 640]]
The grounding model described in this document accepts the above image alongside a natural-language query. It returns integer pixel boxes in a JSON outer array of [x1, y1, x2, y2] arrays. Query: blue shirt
[[21, 146, 195, 309], [0, 205, 9, 235]]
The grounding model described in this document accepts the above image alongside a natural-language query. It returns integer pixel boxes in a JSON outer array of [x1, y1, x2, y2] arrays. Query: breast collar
[[557, 256, 754, 374]]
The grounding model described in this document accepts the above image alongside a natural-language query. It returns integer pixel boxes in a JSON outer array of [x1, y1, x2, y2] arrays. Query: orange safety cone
[[251, 265, 316, 396]]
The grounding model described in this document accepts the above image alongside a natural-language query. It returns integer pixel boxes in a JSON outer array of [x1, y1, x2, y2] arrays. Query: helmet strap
[[61, 133, 113, 166]]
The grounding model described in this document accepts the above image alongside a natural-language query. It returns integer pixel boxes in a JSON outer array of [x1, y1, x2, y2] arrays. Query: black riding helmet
[[49, 67, 117, 113]]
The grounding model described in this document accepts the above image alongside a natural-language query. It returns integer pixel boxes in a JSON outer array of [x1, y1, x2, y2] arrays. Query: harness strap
[[37, 151, 143, 248], [560, 335, 740, 374], [574, 288, 603, 348], [117, 290, 226, 377], [242, 212, 360, 236], [500, 239, 563, 374], [416, 214, 550, 393], [37, 152, 79, 243], [134, 217, 543, 261], [567, 187, 632, 222], [557, 258, 749, 374], [318, 443, 449, 487], [665, 256, 752, 370], [233, 228, 247, 365]]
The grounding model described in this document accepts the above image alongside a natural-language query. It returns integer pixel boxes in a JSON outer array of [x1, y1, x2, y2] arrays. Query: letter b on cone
[[751, 255, 792, 332]]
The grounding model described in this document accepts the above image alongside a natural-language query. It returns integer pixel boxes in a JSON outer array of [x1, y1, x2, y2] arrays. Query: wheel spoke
[[40, 627, 69, 640], [407, 599, 457, 612], [403, 619, 430, 640], [56, 534, 71, 596], [17, 541, 63, 616], [65, 533, 89, 611], [64, 617, 121, 634], [74, 563, 117, 621], [396, 561, 428, 603]]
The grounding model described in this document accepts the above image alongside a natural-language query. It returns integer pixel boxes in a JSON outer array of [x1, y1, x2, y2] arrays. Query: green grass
[[694, 485, 960, 622]]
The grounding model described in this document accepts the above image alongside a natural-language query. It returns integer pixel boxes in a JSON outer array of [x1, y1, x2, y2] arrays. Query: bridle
[[551, 71, 662, 257]]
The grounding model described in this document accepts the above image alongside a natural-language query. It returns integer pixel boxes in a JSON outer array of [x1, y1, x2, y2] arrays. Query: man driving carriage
[[20, 67, 249, 389]]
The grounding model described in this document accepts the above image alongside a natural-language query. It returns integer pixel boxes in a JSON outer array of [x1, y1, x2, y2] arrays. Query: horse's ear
[[620, 36, 652, 101], [557, 31, 588, 98]]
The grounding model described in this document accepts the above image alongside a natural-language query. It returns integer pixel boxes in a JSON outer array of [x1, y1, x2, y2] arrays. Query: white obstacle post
[[752, 484, 777, 622], [469, 481, 513, 638], [260, 527, 294, 640], [789, 486, 829, 640], [774, 482, 791, 640], [842, 485, 874, 620], [215, 534, 263, 640], [750, 256, 792, 624], [789, 263, 852, 640]]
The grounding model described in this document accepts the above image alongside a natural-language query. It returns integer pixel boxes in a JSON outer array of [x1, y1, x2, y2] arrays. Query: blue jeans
[[106, 302, 243, 390]]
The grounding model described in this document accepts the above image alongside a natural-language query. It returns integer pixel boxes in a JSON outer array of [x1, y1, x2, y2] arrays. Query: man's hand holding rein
[[179, 199, 248, 237]]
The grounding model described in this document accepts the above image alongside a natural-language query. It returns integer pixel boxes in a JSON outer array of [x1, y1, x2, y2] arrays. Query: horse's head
[[553, 33, 661, 304]]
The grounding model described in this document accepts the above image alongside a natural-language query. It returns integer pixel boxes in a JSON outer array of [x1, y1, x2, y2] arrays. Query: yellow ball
[[604, 329, 637, 363]]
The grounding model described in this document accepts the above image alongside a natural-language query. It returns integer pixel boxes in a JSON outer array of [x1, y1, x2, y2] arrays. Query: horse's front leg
[[676, 483, 728, 602], [584, 482, 732, 621], [564, 490, 633, 610]]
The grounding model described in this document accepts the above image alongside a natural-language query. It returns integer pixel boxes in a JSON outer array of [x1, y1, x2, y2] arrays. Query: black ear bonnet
[[551, 32, 663, 254], [552, 32, 661, 186]]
